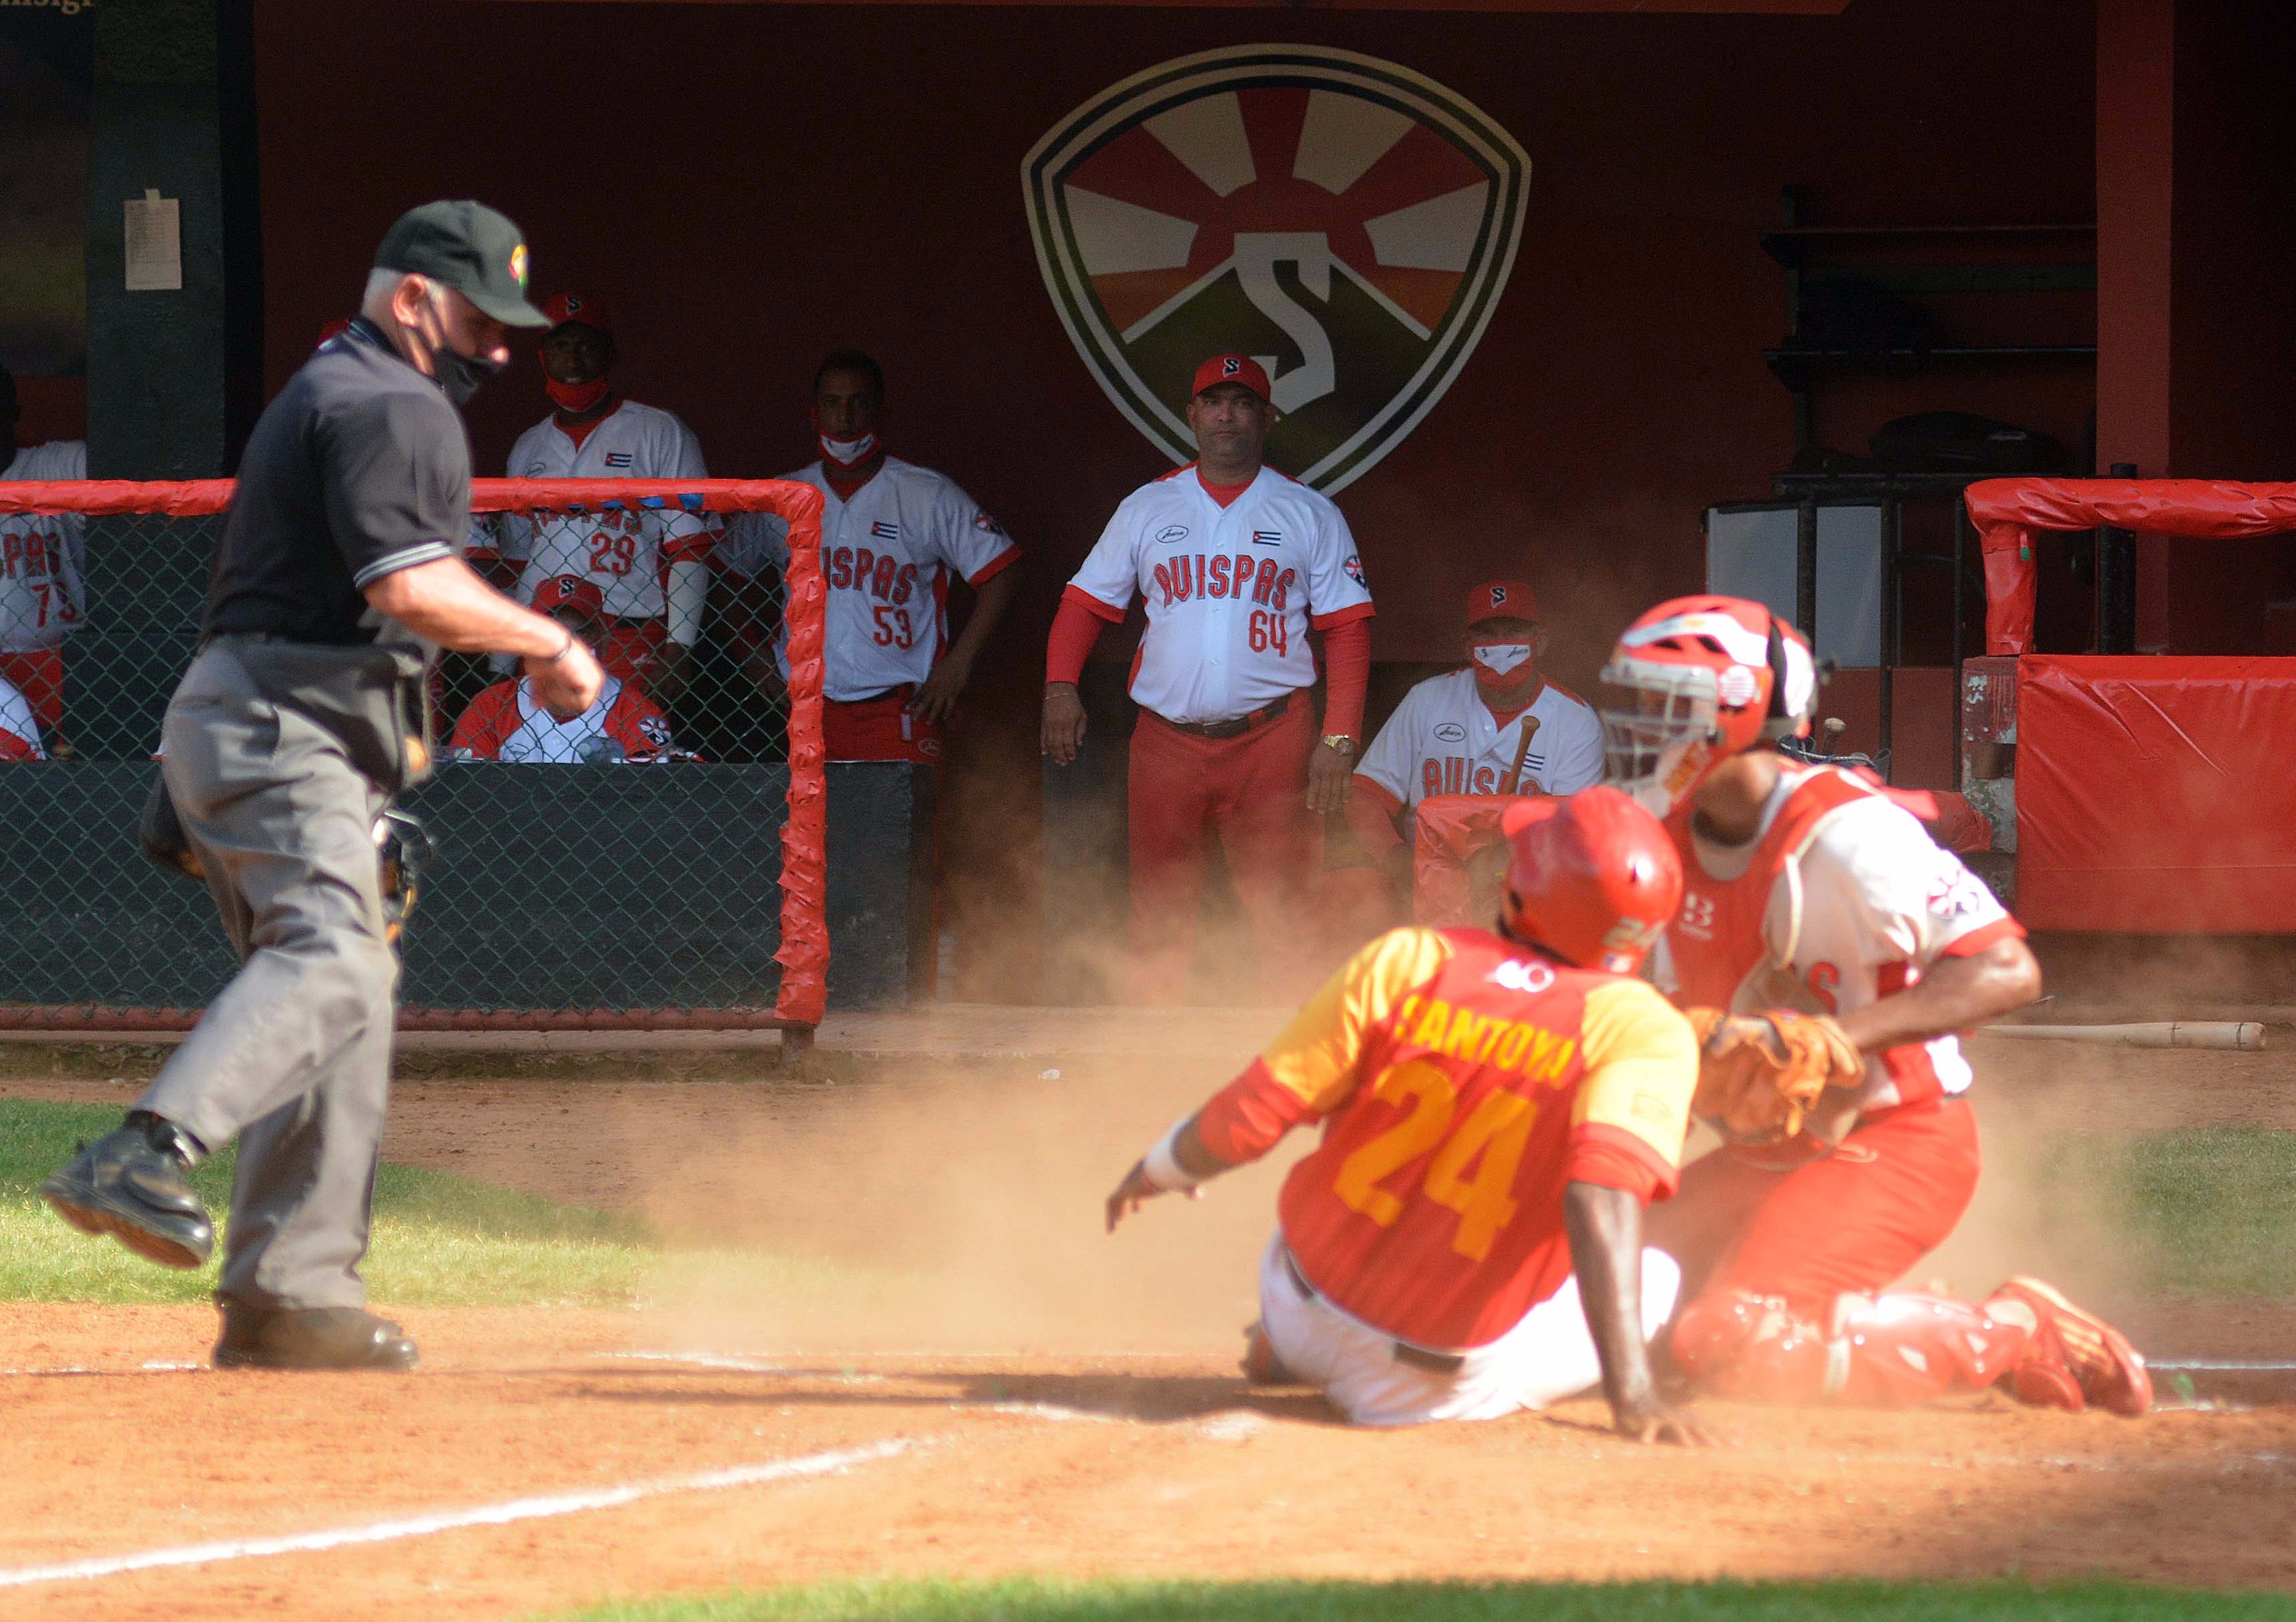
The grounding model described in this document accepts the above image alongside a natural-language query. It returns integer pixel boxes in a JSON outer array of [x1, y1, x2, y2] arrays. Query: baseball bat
[[1501, 714, 1541, 796], [1975, 1020, 2265, 1051]]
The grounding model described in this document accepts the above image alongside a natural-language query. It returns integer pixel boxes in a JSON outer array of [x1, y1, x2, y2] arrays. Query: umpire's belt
[[1156, 690, 1297, 740], [1281, 1246, 1467, 1378]]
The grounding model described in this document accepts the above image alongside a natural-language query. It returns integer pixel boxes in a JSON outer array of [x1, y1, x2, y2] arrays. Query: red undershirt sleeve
[[1318, 615, 1371, 739], [1045, 586, 1121, 685]]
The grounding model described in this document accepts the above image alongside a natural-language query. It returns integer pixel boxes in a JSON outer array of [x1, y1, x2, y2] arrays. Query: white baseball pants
[[1256, 1232, 1681, 1427]]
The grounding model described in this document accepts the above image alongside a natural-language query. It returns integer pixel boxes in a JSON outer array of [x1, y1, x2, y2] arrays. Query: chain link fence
[[0, 480, 828, 1031]]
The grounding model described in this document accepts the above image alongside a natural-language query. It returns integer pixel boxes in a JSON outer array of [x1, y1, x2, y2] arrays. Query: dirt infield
[[0, 1312, 2292, 1621], [1, 1021, 2293, 1617]]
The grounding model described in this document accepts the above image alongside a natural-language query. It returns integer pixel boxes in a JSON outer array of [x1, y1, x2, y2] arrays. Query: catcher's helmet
[[1498, 786, 1681, 975], [1598, 595, 1820, 817]]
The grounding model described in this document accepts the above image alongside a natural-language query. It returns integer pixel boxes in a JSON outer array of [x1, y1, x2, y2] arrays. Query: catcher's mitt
[[1684, 1007, 1864, 1145]]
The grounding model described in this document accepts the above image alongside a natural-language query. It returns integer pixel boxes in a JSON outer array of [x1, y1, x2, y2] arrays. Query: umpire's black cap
[[375, 201, 551, 328]]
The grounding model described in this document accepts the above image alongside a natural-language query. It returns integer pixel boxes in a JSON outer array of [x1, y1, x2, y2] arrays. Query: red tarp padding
[[0, 477, 832, 1027], [1411, 794, 1535, 927], [2016, 654, 2296, 932], [1966, 479, 2296, 655]]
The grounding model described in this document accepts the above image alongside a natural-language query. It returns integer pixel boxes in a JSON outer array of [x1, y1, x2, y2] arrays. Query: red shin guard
[[1673, 1289, 2034, 1406]]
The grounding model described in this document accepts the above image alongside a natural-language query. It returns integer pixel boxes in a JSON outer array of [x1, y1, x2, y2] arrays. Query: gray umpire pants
[[138, 642, 399, 1312]]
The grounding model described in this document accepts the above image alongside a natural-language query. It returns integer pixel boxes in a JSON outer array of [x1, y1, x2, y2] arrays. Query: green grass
[[2042, 1127, 2296, 1296], [535, 1578, 2296, 1622], [0, 1097, 866, 1309]]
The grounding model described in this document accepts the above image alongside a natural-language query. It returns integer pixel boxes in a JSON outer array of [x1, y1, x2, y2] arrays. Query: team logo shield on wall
[[1023, 44, 1530, 493]]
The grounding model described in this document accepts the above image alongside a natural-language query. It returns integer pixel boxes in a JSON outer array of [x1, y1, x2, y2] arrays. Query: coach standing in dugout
[[1042, 354, 1373, 1003], [42, 202, 601, 1371]]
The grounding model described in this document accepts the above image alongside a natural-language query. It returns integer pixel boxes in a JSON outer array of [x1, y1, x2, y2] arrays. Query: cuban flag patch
[[1251, 530, 1283, 547], [603, 451, 633, 469], [870, 520, 901, 542]]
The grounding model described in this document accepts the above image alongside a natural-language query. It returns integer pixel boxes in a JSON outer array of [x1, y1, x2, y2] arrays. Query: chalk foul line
[[0, 1437, 917, 1590]]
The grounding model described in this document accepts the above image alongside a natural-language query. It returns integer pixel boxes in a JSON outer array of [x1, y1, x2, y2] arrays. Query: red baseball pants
[[1126, 694, 1317, 1005], [824, 691, 943, 764], [1, 647, 62, 730], [1647, 1098, 1982, 1318], [600, 619, 667, 690]]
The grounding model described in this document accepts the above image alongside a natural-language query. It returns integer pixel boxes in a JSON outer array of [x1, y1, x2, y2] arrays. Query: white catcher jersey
[[1068, 465, 1373, 726], [1661, 766, 2019, 1110], [0, 441, 88, 653], [1355, 669, 1604, 809], [717, 457, 1020, 702], [491, 401, 714, 619]]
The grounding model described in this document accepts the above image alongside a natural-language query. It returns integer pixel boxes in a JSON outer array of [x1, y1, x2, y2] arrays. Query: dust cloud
[[620, 1036, 1316, 1358]]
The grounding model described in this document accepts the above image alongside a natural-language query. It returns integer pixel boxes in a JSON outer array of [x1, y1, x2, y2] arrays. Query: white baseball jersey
[[0, 672, 44, 759], [1068, 465, 1373, 725], [1655, 765, 2018, 1111], [490, 401, 713, 620], [0, 441, 88, 653], [1356, 669, 1604, 809], [717, 457, 1020, 702]]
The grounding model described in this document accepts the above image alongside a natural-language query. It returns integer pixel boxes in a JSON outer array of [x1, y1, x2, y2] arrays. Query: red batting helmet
[[1497, 786, 1683, 975], [1598, 595, 1820, 817]]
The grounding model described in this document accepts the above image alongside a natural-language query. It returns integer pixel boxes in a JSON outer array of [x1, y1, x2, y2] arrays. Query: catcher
[[1601, 594, 2150, 1414], [1107, 787, 1713, 1439]]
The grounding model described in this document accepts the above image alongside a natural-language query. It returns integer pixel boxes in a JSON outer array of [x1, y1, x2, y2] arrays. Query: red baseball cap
[[1467, 580, 1541, 626], [532, 574, 606, 623], [542, 291, 614, 335], [1192, 353, 1272, 403]]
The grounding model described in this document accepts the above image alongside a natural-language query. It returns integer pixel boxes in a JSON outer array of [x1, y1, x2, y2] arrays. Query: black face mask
[[431, 341, 505, 406]]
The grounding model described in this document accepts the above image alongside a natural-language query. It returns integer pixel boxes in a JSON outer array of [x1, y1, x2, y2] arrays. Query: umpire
[[43, 202, 603, 1370]]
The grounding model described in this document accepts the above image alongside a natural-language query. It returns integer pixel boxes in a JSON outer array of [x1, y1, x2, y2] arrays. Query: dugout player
[[43, 201, 603, 1370], [1108, 788, 1710, 1438], [0, 670, 46, 759], [1043, 354, 1373, 1003], [450, 574, 678, 763], [1602, 595, 2151, 1413], [716, 351, 1022, 762], [0, 360, 88, 739], [474, 292, 714, 702], [1347, 579, 1604, 885]]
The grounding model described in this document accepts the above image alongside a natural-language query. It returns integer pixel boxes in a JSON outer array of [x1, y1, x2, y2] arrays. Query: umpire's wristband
[[1141, 1117, 1205, 1194]]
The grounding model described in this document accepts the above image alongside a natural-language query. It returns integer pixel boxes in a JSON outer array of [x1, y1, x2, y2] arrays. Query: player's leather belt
[[1159, 691, 1296, 740], [1281, 1246, 1468, 1378]]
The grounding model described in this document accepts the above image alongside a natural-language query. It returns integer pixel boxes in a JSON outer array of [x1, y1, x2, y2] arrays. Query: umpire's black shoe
[[42, 1111, 213, 1269], [214, 1304, 420, 1371]]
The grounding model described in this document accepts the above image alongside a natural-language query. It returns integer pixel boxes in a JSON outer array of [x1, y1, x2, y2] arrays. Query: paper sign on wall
[[124, 189, 181, 292]]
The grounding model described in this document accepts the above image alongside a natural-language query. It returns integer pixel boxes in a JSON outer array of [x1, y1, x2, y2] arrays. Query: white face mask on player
[[819, 430, 879, 467]]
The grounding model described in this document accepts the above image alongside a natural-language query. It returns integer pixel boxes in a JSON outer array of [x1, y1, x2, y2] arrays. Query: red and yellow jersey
[[1193, 926, 1698, 1352]]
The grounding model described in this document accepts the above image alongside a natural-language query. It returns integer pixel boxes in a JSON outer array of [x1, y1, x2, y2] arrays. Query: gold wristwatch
[[1320, 733, 1357, 754]]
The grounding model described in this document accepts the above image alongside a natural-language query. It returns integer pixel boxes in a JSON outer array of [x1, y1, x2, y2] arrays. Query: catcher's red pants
[[1647, 1098, 1981, 1319], [0, 647, 62, 730], [1127, 694, 1317, 1005]]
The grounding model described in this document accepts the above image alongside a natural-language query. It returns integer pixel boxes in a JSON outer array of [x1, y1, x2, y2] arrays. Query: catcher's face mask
[[1599, 598, 1819, 817]]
